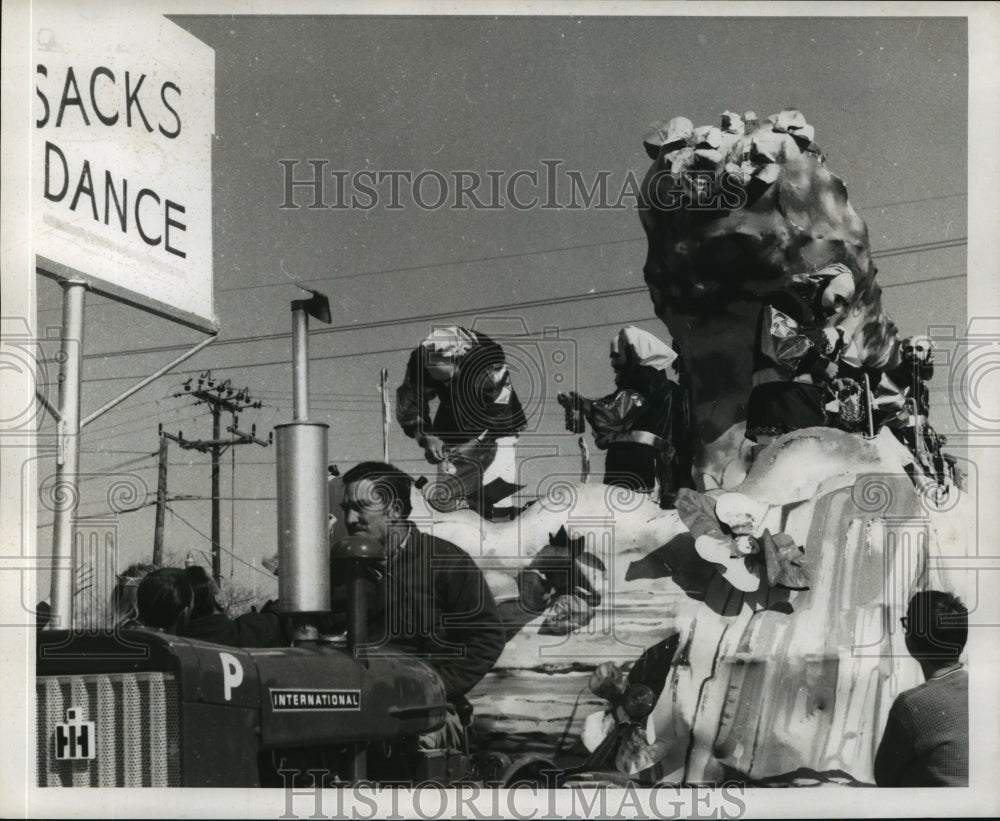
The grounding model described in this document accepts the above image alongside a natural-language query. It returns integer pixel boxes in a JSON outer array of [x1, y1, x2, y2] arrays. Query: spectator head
[[903, 590, 968, 663], [340, 461, 413, 545], [185, 565, 222, 618], [137, 568, 195, 634], [111, 562, 158, 629]]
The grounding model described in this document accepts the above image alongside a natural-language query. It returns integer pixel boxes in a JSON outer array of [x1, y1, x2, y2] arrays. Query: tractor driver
[[337, 461, 506, 747]]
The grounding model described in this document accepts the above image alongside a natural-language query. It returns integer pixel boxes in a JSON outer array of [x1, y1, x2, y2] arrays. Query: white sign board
[[32, 5, 216, 332]]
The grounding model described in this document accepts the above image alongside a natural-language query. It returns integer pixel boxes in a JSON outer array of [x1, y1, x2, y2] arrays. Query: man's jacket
[[330, 523, 506, 701]]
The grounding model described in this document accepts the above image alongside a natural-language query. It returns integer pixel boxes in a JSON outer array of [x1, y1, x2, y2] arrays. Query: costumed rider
[[883, 334, 936, 451], [745, 263, 856, 448], [882, 335, 957, 488], [396, 326, 527, 520], [558, 325, 694, 508]]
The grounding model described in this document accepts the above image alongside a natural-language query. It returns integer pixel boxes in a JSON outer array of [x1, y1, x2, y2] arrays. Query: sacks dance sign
[[33, 5, 216, 332]]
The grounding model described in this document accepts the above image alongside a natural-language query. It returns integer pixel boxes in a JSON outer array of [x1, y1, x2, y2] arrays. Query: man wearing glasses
[[874, 590, 969, 787], [336, 461, 505, 733]]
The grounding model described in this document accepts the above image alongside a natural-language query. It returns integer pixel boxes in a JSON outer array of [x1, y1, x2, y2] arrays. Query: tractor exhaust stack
[[275, 289, 332, 641]]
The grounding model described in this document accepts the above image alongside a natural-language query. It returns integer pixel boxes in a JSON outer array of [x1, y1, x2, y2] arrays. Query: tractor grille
[[37, 672, 181, 787]]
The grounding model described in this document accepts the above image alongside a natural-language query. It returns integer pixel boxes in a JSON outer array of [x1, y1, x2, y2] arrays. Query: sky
[[14, 8, 980, 601]]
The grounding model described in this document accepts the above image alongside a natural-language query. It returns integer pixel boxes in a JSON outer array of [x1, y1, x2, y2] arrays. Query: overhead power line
[[76, 292, 967, 389], [82, 408, 206, 441], [214, 192, 965, 294], [85, 285, 650, 360], [37, 190, 966, 317], [879, 272, 966, 288], [162, 495, 278, 502], [80, 234, 967, 365], [166, 505, 276, 580], [873, 237, 966, 260]]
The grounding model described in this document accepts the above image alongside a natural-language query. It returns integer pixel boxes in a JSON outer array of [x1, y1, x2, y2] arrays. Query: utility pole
[[153, 433, 168, 565], [380, 367, 390, 462], [162, 372, 271, 584], [210, 402, 221, 583]]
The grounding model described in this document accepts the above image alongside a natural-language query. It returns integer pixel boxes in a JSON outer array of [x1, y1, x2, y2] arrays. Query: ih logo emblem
[[54, 707, 95, 761]]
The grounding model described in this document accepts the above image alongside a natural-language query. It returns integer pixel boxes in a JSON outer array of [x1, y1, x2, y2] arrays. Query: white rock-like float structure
[[317, 108, 965, 785], [400, 427, 968, 785]]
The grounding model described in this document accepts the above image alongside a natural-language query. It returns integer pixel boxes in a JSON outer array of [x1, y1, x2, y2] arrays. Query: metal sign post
[[43, 280, 219, 629], [48, 280, 86, 629]]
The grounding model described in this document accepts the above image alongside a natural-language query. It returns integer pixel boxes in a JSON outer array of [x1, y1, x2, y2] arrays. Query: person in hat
[[396, 326, 527, 518], [883, 334, 936, 441], [745, 263, 857, 447], [559, 326, 694, 508], [874, 590, 968, 787], [336, 461, 505, 698]]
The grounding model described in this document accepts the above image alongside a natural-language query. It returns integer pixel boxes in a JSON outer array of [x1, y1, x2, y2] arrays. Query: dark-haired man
[[337, 461, 505, 710], [874, 590, 969, 787]]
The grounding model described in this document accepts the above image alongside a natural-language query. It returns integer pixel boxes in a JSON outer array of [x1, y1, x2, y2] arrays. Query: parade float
[[36, 108, 967, 789], [433, 108, 968, 786]]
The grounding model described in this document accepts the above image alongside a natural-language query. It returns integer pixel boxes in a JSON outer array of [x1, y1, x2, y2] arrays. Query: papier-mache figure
[[675, 488, 811, 594], [558, 326, 694, 508], [396, 325, 527, 518], [719, 110, 745, 135], [642, 115, 694, 160], [718, 110, 745, 155], [684, 126, 726, 199], [745, 263, 857, 446], [515, 525, 606, 636]]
